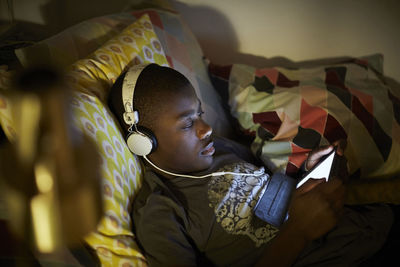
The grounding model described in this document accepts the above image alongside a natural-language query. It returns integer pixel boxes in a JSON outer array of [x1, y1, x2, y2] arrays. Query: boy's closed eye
[[181, 110, 204, 130]]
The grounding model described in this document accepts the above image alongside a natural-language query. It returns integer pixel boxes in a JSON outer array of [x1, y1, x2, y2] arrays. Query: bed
[[0, 0, 399, 266]]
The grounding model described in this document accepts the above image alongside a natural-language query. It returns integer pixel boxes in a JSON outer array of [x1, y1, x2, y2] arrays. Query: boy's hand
[[305, 139, 348, 182], [286, 179, 345, 243], [255, 178, 345, 267], [305, 140, 345, 170]]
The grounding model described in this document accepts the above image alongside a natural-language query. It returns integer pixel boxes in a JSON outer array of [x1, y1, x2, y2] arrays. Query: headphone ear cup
[[126, 126, 157, 156]]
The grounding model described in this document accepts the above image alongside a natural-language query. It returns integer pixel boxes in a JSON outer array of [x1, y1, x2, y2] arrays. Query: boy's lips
[[200, 141, 215, 156]]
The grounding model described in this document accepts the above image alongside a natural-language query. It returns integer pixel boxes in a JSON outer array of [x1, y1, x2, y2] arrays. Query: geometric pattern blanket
[[209, 54, 400, 204]]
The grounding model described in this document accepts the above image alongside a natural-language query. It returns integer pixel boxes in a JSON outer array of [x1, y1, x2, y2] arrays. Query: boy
[[108, 63, 393, 266]]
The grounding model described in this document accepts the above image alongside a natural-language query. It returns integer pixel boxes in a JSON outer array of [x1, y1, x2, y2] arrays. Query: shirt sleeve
[[134, 193, 199, 267]]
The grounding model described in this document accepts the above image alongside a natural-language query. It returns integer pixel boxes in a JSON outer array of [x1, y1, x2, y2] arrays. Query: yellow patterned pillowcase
[[66, 14, 168, 266], [70, 92, 147, 266], [66, 13, 168, 103]]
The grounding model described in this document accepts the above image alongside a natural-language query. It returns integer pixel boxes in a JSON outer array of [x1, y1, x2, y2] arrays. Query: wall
[[173, 0, 400, 81], [1, 0, 399, 81]]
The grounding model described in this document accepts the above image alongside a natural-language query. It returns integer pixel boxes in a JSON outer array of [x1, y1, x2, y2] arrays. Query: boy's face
[[148, 85, 214, 174]]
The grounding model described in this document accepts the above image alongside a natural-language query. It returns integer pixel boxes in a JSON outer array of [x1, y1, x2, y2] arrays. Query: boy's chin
[[192, 156, 214, 173]]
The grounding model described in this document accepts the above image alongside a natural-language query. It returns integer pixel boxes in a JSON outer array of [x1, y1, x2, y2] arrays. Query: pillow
[[67, 13, 169, 266], [70, 92, 147, 266], [67, 15, 168, 101], [208, 54, 400, 205]]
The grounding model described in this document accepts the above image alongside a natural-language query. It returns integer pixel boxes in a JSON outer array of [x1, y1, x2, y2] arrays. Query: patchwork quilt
[[209, 55, 400, 204]]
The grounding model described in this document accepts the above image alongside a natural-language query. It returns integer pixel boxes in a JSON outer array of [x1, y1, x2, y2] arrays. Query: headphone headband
[[122, 64, 151, 125]]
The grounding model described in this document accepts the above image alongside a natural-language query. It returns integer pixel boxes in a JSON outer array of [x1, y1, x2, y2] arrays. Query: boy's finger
[[306, 146, 334, 169]]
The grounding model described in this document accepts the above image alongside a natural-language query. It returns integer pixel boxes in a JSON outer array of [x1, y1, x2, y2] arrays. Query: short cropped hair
[[108, 64, 192, 134]]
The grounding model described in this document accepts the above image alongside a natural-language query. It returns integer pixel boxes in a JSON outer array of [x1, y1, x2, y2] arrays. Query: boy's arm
[[255, 179, 345, 267]]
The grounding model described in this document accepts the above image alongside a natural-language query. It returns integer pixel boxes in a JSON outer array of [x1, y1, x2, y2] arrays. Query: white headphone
[[122, 64, 157, 156], [121, 63, 265, 179]]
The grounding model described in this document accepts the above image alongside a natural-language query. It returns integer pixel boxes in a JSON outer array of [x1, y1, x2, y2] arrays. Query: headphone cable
[[143, 155, 265, 179]]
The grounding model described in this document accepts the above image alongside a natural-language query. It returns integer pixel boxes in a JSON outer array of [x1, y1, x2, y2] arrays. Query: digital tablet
[[296, 148, 337, 188]]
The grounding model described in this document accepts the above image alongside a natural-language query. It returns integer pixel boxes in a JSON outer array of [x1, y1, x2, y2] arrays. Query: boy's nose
[[197, 120, 212, 140]]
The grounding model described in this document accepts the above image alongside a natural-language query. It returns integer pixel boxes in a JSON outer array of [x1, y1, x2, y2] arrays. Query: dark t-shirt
[[132, 137, 279, 266], [132, 137, 394, 267]]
